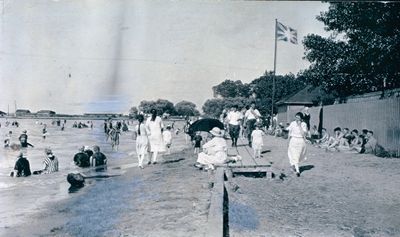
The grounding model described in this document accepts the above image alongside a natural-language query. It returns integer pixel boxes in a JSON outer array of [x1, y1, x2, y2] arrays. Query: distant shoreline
[[0, 115, 186, 121], [0, 115, 131, 120]]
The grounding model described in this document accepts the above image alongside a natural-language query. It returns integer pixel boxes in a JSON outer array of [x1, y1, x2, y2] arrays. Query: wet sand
[[0, 119, 212, 237]]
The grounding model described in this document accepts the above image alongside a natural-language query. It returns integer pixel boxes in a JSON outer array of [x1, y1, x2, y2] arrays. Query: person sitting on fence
[[326, 127, 344, 151]]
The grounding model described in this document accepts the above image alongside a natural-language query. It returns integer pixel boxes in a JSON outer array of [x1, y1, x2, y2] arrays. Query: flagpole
[[272, 19, 277, 117]]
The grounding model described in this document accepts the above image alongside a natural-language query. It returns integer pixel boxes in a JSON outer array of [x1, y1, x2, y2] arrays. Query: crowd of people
[[131, 109, 174, 169], [3, 104, 381, 179]]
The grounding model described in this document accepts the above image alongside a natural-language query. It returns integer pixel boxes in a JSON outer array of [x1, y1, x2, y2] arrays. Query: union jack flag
[[276, 21, 298, 44]]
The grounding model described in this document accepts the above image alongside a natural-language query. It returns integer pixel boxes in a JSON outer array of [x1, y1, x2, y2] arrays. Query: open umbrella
[[187, 118, 224, 137]]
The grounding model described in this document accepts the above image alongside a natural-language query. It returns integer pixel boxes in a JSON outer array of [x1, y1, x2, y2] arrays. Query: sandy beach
[[1, 118, 399, 237], [227, 137, 400, 237]]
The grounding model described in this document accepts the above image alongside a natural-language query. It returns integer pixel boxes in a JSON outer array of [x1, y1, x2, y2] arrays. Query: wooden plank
[[206, 168, 225, 237]]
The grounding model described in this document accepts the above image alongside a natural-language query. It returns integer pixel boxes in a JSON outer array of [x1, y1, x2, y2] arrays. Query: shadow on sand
[[300, 165, 315, 174]]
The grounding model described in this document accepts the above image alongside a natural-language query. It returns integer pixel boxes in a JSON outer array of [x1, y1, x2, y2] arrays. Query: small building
[[276, 86, 321, 124], [83, 113, 123, 119], [15, 109, 31, 117], [36, 110, 56, 117]]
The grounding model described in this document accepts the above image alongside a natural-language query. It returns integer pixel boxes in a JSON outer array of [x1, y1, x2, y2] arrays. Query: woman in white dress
[[145, 109, 165, 164], [134, 114, 148, 169], [195, 127, 227, 170], [286, 112, 308, 177]]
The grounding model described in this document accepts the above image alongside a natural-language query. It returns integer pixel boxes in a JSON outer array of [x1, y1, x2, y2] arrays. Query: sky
[[0, 0, 330, 114]]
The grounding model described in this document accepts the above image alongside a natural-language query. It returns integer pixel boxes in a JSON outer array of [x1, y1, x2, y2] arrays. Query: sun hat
[[209, 127, 223, 137]]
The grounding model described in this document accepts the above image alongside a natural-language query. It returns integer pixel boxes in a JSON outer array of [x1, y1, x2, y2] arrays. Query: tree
[[138, 99, 175, 115], [139, 100, 156, 114], [154, 99, 176, 115], [202, 99, 225, 118], [128, 106, 138, 118], [175, 101, 200, 116], [251, 71, 306, 115], [212, 80, 251, 98], [301, 2, 400, 98]]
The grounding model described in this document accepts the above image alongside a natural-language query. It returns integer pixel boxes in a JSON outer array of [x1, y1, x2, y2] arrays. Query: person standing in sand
[[286, 112, 308, 177], [227, 105, 243, 147], [251, 124, 265, 159], [134, 114, 148, 169], [162, 126, 173, 155], [145, 109, 165, 164]]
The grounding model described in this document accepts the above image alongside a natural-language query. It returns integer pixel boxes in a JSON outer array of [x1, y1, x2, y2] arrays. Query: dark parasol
[[187, 118, 224, 137]]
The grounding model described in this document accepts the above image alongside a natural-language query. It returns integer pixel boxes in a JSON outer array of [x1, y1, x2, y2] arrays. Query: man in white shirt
[[227, 105, 243, 147], [244, 102, 261, 147]]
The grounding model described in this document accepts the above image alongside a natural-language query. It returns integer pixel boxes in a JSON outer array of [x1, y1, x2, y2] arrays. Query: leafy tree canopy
[[302, 2, 400, 98], [212, 80, 251, 98], [138, 99, 175, 115], [175, 100, 200, 116]]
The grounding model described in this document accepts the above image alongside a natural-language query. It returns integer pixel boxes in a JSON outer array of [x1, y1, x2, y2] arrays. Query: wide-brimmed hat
[[209, 127, 223, 137]]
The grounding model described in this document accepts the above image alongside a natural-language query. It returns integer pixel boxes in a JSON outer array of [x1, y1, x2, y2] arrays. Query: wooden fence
[[279, 97, 400, 153]]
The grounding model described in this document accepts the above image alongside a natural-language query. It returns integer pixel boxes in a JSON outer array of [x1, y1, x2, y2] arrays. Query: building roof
[[276, 86, 321, 106], [37, 110, 56, 113], [15, 109, 31, 113]]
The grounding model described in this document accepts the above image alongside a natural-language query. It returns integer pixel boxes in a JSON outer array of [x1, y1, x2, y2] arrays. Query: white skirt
[[136, 135, 149, 156], [288, 137, 307, 166], [197, 151, 227, 165]]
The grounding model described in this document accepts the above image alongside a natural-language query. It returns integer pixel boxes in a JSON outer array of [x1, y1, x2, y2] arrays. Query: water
[[0, 118, 138, 229]]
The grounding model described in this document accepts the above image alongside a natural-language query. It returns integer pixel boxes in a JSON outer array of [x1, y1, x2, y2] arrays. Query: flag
[[276, 21, 298, 44]]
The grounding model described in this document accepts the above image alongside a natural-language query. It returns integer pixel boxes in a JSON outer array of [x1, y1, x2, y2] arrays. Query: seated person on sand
[[73, 146, 91, 168], [11, 152, 31, 177], [90, 145, 107, 167], [326, 127, 344, 151], [354, 130, 377, 154], [336, 128, 353, 151], [274, 123, 284, 137], [310, 125, 320, 141], [194, 127, 240, 170], [349, 129, 363, 149], [342, 128, 354, 144], [315, 128, 330, 147]]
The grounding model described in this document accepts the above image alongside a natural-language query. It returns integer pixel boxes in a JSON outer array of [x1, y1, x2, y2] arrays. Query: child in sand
[[251, 124, 265, 159], [163, 126, 173, 155], [193, 131, 203, 154]]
